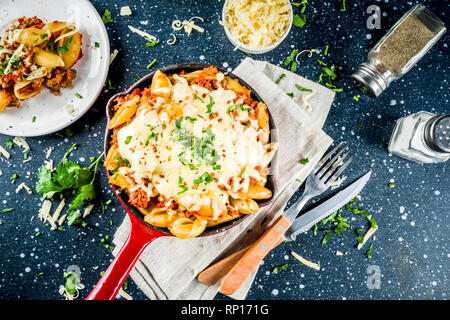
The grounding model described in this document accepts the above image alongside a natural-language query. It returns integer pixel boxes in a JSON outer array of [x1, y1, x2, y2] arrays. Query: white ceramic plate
[[0, 0, 110, 137]]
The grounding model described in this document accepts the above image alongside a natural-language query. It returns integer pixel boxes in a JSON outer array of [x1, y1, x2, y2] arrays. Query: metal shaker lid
[[424, 114, 450, 153]]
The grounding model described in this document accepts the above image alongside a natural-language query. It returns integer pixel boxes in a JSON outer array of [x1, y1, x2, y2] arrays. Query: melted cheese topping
[[117, 74, 268, 218], [221, 0, 291, 49]]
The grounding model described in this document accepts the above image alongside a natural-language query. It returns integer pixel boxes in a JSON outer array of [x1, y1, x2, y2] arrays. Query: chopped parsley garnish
[[146, 58, 157, 69], [58, 36, 74, 56], [113, 156, 130, 165], [283, 49, 299, 67], [287, 92, 294, 98], [1, 208, 14, 213], [177, 177, 189, 195], [228, 105, 236, 112], [145, 37, 160, 47], [292, 0, 308, 28], [290, 61, 298, 72], [340, 0, 347, 12], [388, 183, 395, 188], [5, 139, 13, 149], [185, 116, 197, 123], [366, 243, 373, 259], [276, 73, 286, 84], [175, 117, 183, 129], [94, 42, 100, 48], [206, 96, 213, 113], [324, 44, 329, 56], [239, 104, 252, 111], [295, 84, 312, 92], [124, 136, 132, 144], [272, 263, 288, 274], [300, 157, 309, 165], [32, 116, 36, 122], [193, 172, 214, 186], [321, 229, 332, 246], [74, 93, 83, 99], [102, 9, 113, 24]]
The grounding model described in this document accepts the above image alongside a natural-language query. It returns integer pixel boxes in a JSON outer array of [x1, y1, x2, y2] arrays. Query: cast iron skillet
[[86, 63, 278, 300]]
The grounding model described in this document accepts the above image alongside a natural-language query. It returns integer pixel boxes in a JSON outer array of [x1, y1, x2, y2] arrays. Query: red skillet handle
[[86, 213, 166, 300]]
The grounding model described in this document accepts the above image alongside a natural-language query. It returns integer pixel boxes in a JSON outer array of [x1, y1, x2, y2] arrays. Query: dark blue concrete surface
[[0, 0, 448, 300]]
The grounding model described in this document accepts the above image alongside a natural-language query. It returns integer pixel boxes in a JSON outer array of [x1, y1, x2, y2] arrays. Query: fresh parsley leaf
[[272, 263, 288, 274], [102, 9, 113, 24], [57, 37, 73, 56], [300, 157, 309, 165], [295, 84, 312, 92]]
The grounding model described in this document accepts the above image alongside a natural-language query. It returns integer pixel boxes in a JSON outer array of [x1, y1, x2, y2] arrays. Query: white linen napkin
[[111, 58, 335, 300]]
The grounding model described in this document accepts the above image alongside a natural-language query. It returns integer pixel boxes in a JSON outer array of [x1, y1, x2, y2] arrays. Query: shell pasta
[[0, 16, 81, 112], [107, 66, 277, 239]]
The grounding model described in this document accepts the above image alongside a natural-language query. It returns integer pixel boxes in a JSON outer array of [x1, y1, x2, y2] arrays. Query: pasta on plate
[[106, 66, 277, 239], [0, 16, 82, 112]]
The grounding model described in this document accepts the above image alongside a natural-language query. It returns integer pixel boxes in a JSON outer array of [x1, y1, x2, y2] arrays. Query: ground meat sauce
[[44, 68, 77, 95], [128, 188, 149, 209]]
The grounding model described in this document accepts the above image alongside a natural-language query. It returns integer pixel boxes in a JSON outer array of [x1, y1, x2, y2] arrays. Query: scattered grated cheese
[[357, 226, 378, 250], [118, 288, 133, 300], [59, 281, 85, 300], [44, 159, 54, 171], [38, 200, 52, 222], [298, 91, 315, 111], [120, 6, 132, 16], [82, 204, 94, 218], [172, 17, 205, 36], [167, 33, 177, 45], [58, 214, 67, 226], [128, 25, 157, 41], [330, 175, 347, 190], [0, 145, 11, 159], [13, 136, 30, 153], [52, 198, 66, 223], [0, 169, 2, 176], [45, 147, 54, 159], [15, 182, 32, 194], [109, 49, 119, 64], [140, 20, 148, 25], [335, 250, 344, 256], [291, 251, 320, 271]]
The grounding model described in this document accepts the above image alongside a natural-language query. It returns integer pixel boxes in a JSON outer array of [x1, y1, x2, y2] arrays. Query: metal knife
[[197, 171, 372, 287]]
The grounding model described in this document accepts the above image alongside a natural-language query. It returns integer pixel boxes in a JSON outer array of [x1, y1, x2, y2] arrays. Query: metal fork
[[287, 141, 355, 218]]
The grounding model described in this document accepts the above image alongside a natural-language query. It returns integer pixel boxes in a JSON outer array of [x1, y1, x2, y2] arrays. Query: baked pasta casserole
[[105, 66, 277, 239], [0, 16, 82, 112]]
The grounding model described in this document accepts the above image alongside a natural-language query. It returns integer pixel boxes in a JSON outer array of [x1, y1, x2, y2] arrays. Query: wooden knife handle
[[197, 236, 285, 286], [219, 215, 292, 295]]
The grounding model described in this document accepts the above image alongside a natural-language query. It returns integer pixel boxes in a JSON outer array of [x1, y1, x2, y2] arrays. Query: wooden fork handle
[[219, 215, 292, 295], [197, 236, 285, 286]]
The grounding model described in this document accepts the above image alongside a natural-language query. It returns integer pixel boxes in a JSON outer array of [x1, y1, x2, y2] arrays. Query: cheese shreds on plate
[[13, 136, 30, 153], [357, 226, 378, 250], [291, 251, 320, 271], [120, 6, 132, 16], [0, 145, 10, 159], [220, 0, 291, 49], [65, 104, 76, 117], [172, 18, 204, 36]]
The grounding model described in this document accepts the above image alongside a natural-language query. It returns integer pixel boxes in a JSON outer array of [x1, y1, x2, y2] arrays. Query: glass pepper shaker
[[352, 4, 447, 97], [388, 112, 450, 163]]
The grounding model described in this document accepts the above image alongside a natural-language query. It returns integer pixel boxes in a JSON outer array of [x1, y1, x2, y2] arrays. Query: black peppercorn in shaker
[[352, 4, 446, 97]]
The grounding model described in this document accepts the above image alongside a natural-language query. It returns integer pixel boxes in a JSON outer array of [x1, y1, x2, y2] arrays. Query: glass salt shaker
[[352, 4, 447, 97], [388, 112, 450, 163]]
